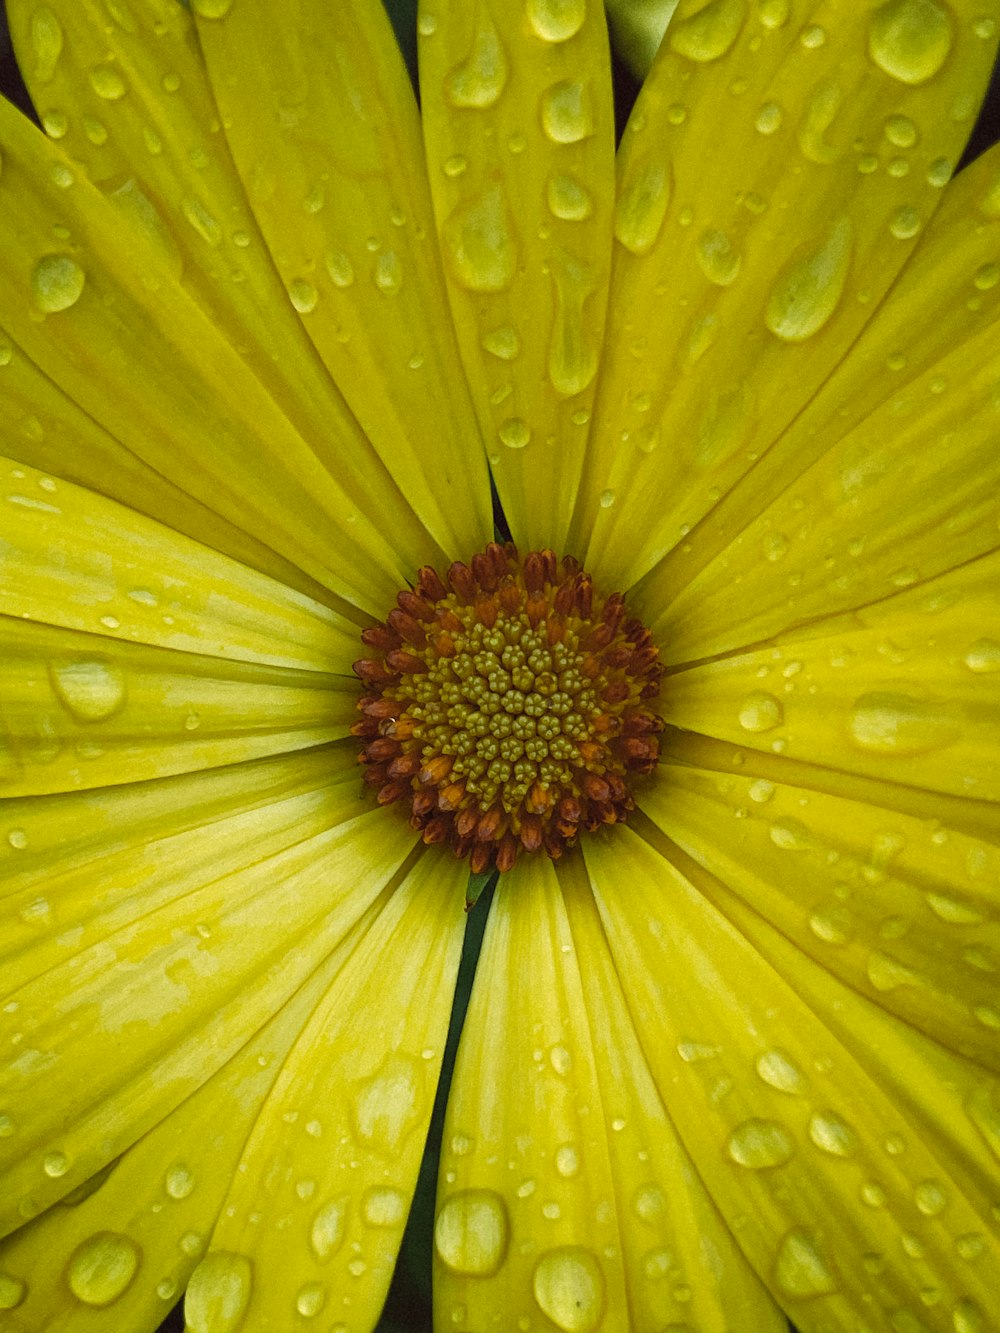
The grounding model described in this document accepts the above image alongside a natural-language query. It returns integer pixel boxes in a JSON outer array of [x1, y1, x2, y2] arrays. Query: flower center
[[352, 544, 663, 874]]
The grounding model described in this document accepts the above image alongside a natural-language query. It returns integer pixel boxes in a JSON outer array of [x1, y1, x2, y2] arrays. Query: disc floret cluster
[[353, 543, 664, 873]]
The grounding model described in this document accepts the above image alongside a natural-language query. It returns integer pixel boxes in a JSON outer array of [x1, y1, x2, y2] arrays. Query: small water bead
[[185, 1252, 252, 1333], [766, 216, 852, 341], [443, 154, 468, 178], [547, 174, 593, 221], [32, 254, 85, 314], [555, 1144, 580, 1177], [44, 1150, 69, 1177], [727, 1118, 795, 1168], [801, 24, 826, 47], [0, 1272, 27, 1310], [41, 108, 69, 138], [50, 658, 126, 722], [972, 264, 1000, 293], [614, 159, 670, 255], [310, 1197, 347, 1260], [774, 1229, 838, 1297], [696, 229, 741, 286], [759, 0, 790, 26], [89, 64, 127, 100], [598, 490, 615, 509], [884, 114, 919, 147], [446, 16, 508, 108], [542, 1201, 562, 1220], [755, 102, 783, 134], [499, 417, 531, 449], [889, 205, 922, 239], [526, 0, 586, 42], [532, 1247, 605, 1333], [669, 0, 746, 62], [809, 1111, 858, 1156], [325, 250, 354, 288], [868, 0, 954, 85], [738, 692, 783, 733], [288, 279, 318, 313], [374, 251, 403, 296], [482, 326, 520, 360], [66, 1232, 141, 1307], [541, 81, 593, 144], [435, 1190, 510, 1276], [296, 1282, 326, 1318], [914, 1179, 947, 1216], [633, 1184, 666, 1221], [165, 1164, 194, 1200]]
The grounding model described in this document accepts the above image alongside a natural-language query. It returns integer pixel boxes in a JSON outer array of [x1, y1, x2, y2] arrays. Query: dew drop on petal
[[499, 418, 532, 449], [50, 659, 126, 722], [351, 1054, 422, 1154], [0, 1272, 27, 1309], [756, 1048, 805, 1094], [310, 1196, 348, 1261], [445, 15, 508, 108], [191, 0, 233, 17], [288, 280, 318, 313], [549, 250, 599, 395], [669, 0, 746, 61], [547, 174, 593, 221], [434, 1190, 510, 1276], [374, 251, 403, 296], [765, 216, 852, 341], [848, 691, 960, 756], [184, 1252, 252, 1333], [32, 254, 85, 313], [482, 325, 521, 360], [953, 1299, 986, 1333], [526, 0, 586, 43], [632, 1183, 666, 1221], [443, 184, 517, 292], [165, 1164, 194, 1199], [66, 1232, 141, 1307], [614, 159, 670, 254], [295, 1282, 326, 1317], [965, 639, 1000, 672], [555, 1144, 580, 1178], [31, 7, 63, 83], [774, 1228, 838, 1297], [532, 1247, 605, 1332], [914, 1178, 947, 1215], [727, 1118, 795, 1168], [541, 81, 593, 144], [88, 64, 127, 100], [43, 1150, 69, 1177], [738, 691, 783, 733], [696, 229, 741, 286], [808, 1111, 857, 1156], [868, 0, 953, 85], [362, 1186, 407, 1228]]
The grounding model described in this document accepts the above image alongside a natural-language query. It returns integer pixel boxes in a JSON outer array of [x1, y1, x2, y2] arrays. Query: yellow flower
[[1, 2, 1000, 1332]]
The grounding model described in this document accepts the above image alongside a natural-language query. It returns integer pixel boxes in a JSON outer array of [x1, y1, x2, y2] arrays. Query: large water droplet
[[549, 249, 599, 396], [362, 1186, 407, 1228], [89, 64, 127, 100], [533, 1248, 605, 1332], [310, 1196, 348, 1261], [669, 0, 746, 61], [756, 1048, 805, 1094], [50, 658, 126, 722], [696, 229, 741, 286], [443, 184, 517, 292], [738, 692, 783, 733], [555, 1144, 580, 1178], [913, 1178, 947, 1216], [165, 1164, 194, 1200], [526, 0, 586, 43], [435, 1190, 510, 1277], [499, 417, 531, 449], [295, 1282, 326, 1318], [808, 1111, 857, 1156], [774, 1228, 838, 1297], [766, 216, 852, 341], [185, 1252, 252, 1333], [868, 0, 953, 85], [445, 15, 508, 108], [32, 254, 85, 313], [66, 1232, 141, 1307], [727, 1118, 795, 1168], [848, 691, 960, 756], [547, 174, 593, 221], [351, 1054, 422, 1155], [31, 7, 63, 83], [541, 81, 593, 144], [614, 158, 670, 255]]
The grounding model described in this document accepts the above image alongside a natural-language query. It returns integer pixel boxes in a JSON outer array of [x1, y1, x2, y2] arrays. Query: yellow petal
[[660, 548, 1000, 803], [0, 617, 355, 796], [419, 0, 615, 552], [0, 96, 429, 614], [434, 856, 629, 1332], [572, 1, 999, 590], [605, 0, 678, 77], [639, 139, 1000, 656], [0, 769, 417, 1238], [557, 852, 787, 1331], [200, 850, 466, 1330], [586, 824, 1000, 1330], [0, 899, 377, 1330], [0, 454, 361, 667], [190, 0, 492, 562]]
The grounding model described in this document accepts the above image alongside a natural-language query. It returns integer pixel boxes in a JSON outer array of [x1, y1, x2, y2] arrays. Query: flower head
[[1, 2, 1000, 1332]]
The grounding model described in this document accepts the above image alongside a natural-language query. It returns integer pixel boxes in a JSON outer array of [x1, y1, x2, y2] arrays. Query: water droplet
[[66, 1232, 141, 1307], [323, 249, 354, 289], [499, 417, 531, 449], [310, 1196, 348, 1260], [50, 658, 126, 722], [89, 64, 127, 100], [541, 81, 593, 144], [809, 901, 854, 944], [44, 1150, 69, 1177], [964, 638, 1000, 672], [913, 1178, 947, 1215], [614, 157, 670, 255], [179, 1232, 204, 1256], [547, 174, 593, 221], [868, 0, 953, 85], [755, 101, 782, 134], [185, 1252, 252, 1333], [727, 1118, 795, 1168], [32, 253, 85, 313], [808, 1111, 857, 1156], [758, 0, 789, 25], [445, 14, 508, 108], [435, 1190, 510, 1276], [41, 108, 69, 138], [953, 1299, 986, 1333], [7, 829, 29, 851], [884, 114, 918, 148], [526, 0, 586, 43], [482, 325, 520, 360], [443, 154, 468, 177], [288, 279, 318, 313], [555, 1144, 579, 1177], [867, 951, 919, 991], [766, 216, 852, 341], [738, 691, 783, 732], [351, 1054, 422, 1154], [0, 1272, 27, 1309], [165, 1164, 194, 1200], [669, 0, 746, 61], [549, 249, 599, 395], [632, 1183, 666, 1221], [756, 1048, 804, 1094], [191, 0, 233, 17], [181, 198, 222, 247], [443, 184, 517, 292], [533, 1247, 605, 1332], [296, 1282, 326, 1318], [374, 250, 403, 296], [362, 1186, 407, 1228], [31, 7, 63, 83], [549, 1043, 572, 1075], [677, 1041, 720, 1062], [774, 1228, 838, 1297], [848, 691, 960, 756], [889, 205, 921, 239], [693, 228, 740, 287]]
